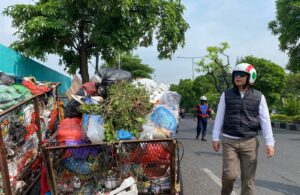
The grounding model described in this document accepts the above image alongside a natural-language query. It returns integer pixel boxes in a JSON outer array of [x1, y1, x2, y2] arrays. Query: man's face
[[233, 71, 248, 87]]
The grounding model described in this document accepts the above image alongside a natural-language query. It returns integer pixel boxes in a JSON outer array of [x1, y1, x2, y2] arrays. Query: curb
[[271, 122, 300, 131]]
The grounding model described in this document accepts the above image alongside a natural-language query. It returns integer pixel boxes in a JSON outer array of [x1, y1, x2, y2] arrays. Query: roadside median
[[271, 121, 300, 131]]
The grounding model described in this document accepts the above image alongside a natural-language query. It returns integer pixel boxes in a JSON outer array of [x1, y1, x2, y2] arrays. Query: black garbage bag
[[95, 68, 132, 85], [9, 115, 26, 147], [64, 88, 85, 118], [93, 68, 132, 98], [0, 72, 15, 85], [96, 83, 108, 98]]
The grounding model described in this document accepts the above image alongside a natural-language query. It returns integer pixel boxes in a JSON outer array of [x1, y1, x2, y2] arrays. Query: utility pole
[[177, 56, 204, 80]]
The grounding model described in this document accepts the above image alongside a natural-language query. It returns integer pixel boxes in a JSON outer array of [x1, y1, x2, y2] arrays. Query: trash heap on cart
[[0, 71, 61, 194], [43, 68, 181, 195]]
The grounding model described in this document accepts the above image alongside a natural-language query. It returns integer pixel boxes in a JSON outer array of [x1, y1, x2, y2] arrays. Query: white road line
[[202, 168, 236, 195]]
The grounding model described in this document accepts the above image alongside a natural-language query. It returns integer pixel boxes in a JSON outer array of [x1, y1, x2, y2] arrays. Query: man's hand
[[194, 117, 197, 122], [212, 141, 221, 152], [265, 145, 275, 158]]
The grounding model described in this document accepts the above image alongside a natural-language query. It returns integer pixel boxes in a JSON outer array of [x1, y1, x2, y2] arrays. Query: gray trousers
[[221, 136, 259, 195]]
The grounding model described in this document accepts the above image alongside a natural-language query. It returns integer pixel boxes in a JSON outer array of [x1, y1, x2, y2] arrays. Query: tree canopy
[[269, 0, 300, 73], [196, 42, 232, 94], [3, 0, 189, 83], [102, 53, 154, 79], [282, 73, 300, 96], [170, 75, 220, 112], [193, 75, 217, 96]]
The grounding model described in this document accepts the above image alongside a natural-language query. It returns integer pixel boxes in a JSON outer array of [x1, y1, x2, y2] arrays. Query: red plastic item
[[56, 118, 82, 142], [22, 80, 50, 95], [25, 113, 38, 140], [82, 82, 97, 95], [41, 164, 50, 195], [129, 143, 171, 177], [48, 109, 58, 132], [130, 143, 170, 164]]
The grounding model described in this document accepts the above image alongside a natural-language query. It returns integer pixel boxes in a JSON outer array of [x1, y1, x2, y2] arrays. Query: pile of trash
[[45, 68, 181, 195], [59, 68, 180, 144], [0, 71, 55, 112], [0, 72, 60, 194]]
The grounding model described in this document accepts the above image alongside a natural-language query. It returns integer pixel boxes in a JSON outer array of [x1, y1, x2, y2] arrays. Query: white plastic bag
[[85, 114, 105, 143]]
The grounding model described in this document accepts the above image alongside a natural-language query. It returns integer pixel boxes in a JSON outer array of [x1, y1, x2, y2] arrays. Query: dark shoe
[[196, 136, 199, 140], [201, 138, 207, 141]]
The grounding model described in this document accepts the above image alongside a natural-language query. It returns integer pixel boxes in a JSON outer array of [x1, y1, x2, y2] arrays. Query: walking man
[[194, 96, 211, 141], [212, 63, 275, 195]]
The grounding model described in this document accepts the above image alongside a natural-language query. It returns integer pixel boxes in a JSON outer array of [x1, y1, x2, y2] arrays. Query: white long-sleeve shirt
[[212, 92, 275, 146]]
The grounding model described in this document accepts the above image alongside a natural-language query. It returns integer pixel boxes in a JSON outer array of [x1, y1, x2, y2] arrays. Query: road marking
[[202, 168, 236, 195]]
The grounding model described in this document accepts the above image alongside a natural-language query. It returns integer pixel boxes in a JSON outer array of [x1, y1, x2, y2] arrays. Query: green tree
[[196, 42, 232, 94], [279, 96, 300, 116], [282, 73, 300, 97], [192, 76, 219, 112], [279, 73, 300, 115], [269, 0, 300, 73], [238, 56, 287, 109], [102, 53, 154, 79], [170, 79, 196, 112], [3, 0, 189, 83], [193, 75, 216, 96]]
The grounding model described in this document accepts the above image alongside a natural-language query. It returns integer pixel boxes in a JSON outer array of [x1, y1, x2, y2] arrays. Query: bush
[[271, 114, 300, 123], [278, 96, 300, 116], [291, 115, 300, 123]]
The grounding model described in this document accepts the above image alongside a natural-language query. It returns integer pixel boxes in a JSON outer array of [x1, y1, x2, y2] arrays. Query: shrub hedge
[[271, 114, 300, 123]]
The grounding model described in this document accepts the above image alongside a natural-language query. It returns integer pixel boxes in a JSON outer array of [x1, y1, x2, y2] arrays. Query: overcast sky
[[0, 0, 288, 84]]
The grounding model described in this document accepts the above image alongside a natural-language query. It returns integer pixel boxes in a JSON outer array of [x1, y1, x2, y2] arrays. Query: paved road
[[177, 117, 300, 195]]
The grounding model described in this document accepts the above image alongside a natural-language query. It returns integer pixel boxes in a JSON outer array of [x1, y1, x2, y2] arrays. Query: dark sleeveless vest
[[223, 88, 262, 138]]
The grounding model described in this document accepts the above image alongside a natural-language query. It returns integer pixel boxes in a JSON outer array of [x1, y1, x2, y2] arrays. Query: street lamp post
[[177, 56, 204, 80]]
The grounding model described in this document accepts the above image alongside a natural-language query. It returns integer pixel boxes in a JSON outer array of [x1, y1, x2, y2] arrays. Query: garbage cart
[[43, 137, 183, 195]]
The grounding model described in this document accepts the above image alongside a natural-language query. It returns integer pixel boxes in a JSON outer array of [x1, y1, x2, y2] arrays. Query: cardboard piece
[[65, 76, 82, 100]]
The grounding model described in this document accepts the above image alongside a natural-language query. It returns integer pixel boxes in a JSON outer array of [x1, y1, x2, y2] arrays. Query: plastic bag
[[117, 129, 133, 140], [82, 82, 97, 95], [151, 105, 177, 132], [158, 91, 181, 118], [159, 91, 181, 108], [132, 78, 158, 93], [84, 114, 105, 143], [91, 68, 132, 98], [0, 72, 15, 85], [12, 84, 32, 99], [64, 99, 82, 118], [141, 121, 172, 139], [0, 85, 23, 109], [22, 80, 50, 95], [56, 118, 82, 142], [92, 68, 132, 85]]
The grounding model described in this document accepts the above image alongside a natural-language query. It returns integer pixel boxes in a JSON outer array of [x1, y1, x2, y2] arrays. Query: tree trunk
[[78, 21, 89, 83], [80, 47, 89, 83], [209, 72, 222, 94], [214, 59, 230, 89], [95, 52, 99, 73]]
